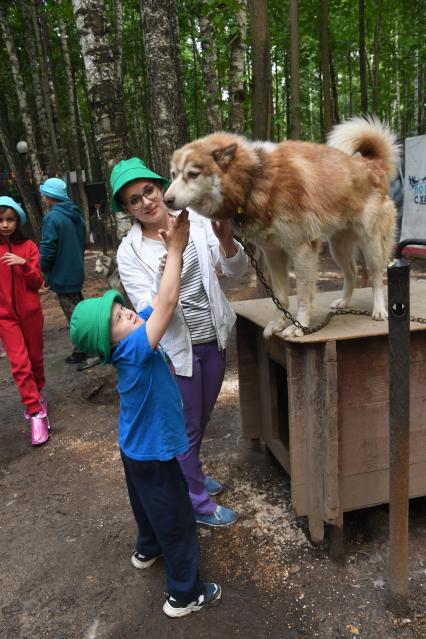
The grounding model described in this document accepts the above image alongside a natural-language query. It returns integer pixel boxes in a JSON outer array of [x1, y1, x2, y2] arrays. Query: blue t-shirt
[[111, 306, 189, 461]]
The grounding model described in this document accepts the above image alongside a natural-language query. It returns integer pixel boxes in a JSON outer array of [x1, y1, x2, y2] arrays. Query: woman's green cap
[[70, 290, 125, 365], [110, 157, 169, 213]]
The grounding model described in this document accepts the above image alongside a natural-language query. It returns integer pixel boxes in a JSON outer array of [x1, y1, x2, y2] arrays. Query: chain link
[[237, 234, 426, 335]]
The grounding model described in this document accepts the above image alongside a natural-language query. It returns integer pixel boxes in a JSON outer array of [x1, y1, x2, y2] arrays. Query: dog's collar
[[233, 205, 247, 228]]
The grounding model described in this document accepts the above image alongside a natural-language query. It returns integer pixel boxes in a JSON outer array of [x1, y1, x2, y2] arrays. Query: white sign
[[400, 134, 426, 244]]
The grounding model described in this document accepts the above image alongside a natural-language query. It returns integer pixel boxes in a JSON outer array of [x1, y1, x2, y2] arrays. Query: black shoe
[[163, 583, 222, 618], [131, 551, 162, 570], [65, 351, 87, 364], [77, 356, 100, 371]]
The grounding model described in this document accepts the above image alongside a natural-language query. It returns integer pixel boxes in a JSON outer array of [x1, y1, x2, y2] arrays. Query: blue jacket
[[39, 199, 86, 293]]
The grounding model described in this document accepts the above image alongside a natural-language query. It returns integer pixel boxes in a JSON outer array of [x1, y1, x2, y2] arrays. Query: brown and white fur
[[164, 117, 399, 337]]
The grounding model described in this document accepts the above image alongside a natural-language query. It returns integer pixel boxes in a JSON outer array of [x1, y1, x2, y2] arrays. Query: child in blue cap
[[70, 210, 221, 618], [0, 196, 49, 445]]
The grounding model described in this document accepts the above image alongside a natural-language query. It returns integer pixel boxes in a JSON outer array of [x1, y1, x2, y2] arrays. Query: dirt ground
[[1, 247, 426, 639]]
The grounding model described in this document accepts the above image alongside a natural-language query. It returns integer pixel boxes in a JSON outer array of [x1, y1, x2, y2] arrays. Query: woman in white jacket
[[111, 157, 248, 528]]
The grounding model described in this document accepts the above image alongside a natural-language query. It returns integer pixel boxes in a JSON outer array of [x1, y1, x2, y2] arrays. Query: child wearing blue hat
[[39, 177, 91, 368], [0, 196, 49, 445], [70, 210, 222, 618]]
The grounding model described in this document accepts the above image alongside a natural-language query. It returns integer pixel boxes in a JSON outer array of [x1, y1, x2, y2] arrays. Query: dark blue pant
[[120, 451, 204, 603]]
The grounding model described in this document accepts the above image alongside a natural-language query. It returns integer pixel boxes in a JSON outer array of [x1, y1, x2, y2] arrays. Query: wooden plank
[[235, 317, 261, 439], [232, 279, 426, 344], [303, 344, 325, 543]]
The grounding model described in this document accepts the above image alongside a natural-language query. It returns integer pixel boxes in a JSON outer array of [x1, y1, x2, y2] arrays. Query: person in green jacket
[[39, 178, 96, 369]]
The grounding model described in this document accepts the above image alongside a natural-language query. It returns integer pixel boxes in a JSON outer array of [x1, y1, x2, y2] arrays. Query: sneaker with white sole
[[131, 551, 162, 570], [163, 582, 221, 618], [205, 476, 223, 496], [195, 505, 238, 527]]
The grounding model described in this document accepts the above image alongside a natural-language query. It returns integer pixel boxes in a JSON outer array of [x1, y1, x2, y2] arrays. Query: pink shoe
[[29, 413, 49, 446], [39, 392, 50, 430], [24, 393, 50, 430]]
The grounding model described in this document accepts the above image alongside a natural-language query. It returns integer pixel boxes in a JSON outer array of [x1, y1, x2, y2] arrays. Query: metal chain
[[237, 234, 426, 334]]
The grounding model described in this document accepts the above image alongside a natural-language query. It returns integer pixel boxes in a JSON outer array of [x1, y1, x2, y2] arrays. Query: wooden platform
[[233, 281, 426, 545]]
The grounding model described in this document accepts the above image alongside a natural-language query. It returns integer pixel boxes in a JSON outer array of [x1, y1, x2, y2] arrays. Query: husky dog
[[164, 117, 398, 337]]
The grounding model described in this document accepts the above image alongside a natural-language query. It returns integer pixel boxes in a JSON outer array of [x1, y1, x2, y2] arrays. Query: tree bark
[[320, 0, 332, 137], [58, 17, 91, 235], [140, 0, 189, 178], [0, 4, 44, 192], [248, 0, 272, 139], [359, 0, 368, 115], [289, 0, 300, 139], [372, 7, 381, 114], [329, 50, 340, 124], [229, 0, 247, 134], [0, 103, 41, 237], [199, 2, 222, 132], [72, 0, 129, 203]]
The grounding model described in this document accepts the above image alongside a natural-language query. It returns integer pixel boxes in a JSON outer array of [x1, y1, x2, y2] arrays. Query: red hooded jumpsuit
[[0, 238, 45, 414]]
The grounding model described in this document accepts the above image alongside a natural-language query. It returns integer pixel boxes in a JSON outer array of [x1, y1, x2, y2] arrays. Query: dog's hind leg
[[359, 197, 396, 321], [262, 249, 291, 338], [328, 229, 358, 309], [282, 241, 320, 338], [360, 236, 389, 320]]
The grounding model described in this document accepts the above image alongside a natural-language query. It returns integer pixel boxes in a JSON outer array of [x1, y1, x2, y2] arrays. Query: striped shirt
[[180, 239, 216, 344]]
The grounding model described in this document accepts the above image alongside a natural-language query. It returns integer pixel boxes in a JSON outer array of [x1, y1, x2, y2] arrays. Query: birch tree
[[249, 0, 272, 139], [229, 0, 247, 134], [140, 0, 189, 178], [289, 0, 300, 139], [199, 2, 222, 132], [72, 0, 129, 200]]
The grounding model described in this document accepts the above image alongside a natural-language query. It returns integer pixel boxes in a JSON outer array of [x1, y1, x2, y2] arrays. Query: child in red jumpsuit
[[0, 196, 49, 445]]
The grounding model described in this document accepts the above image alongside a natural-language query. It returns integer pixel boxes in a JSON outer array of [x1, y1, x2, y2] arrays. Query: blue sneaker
[[163, 582, 222, 618], [205, 476, 223, 496], [195, 505, 238, 527]]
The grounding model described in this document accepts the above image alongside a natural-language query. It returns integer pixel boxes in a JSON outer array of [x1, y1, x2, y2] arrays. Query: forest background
[[0, 0, 424, 239]]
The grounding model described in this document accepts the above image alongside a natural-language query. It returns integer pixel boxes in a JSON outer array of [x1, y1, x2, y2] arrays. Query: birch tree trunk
[[140, 0, 189, 178], [72, 0, 129, 200], [36, 1, 64, 172], [58, 17, 91, 234], [112, 0, 124, 86], [0, 103, 41, 237], [249, 0, 272, 140], [320, 0, 332, 137], [329, 50, 340, 124], [359, 0, 368, 115], [199, 3, 222, 132], [0, 4, 43, 191], [289, 0, 300, 139], [19, 1, 51, 174], [372, 7, 381, 114], [229, 0, 247, 134]]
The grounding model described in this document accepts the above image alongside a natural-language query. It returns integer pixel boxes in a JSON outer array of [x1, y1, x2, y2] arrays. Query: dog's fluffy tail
[[327, 116, 400, 181]]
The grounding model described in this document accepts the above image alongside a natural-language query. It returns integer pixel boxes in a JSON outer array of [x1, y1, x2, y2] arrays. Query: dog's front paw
[[263, 316, 288, 339], [282, 323, 304, 338], [372, 307, 388, 321], [330, 297, 349, 309]]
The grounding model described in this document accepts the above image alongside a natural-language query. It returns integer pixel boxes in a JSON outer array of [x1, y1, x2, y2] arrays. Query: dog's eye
[[188, 171, 200, 179]]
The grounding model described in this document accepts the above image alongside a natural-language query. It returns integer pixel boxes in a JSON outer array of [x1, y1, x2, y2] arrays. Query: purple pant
[[176, 340, 226, 515]]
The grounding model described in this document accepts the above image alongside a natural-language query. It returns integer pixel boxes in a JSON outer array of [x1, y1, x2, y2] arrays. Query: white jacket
[[116, 210, 248, 376]]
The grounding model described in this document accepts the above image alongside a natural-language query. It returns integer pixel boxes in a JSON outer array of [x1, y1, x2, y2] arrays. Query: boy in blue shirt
[[69, 210, 221, 618]]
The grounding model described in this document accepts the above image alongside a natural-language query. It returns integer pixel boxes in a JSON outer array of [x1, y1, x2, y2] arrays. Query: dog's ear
[[212, 143, 238, 170]]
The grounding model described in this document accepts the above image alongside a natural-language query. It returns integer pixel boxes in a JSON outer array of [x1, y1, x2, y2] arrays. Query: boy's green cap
[[70, 290, 125, 365], [110, 157, 169, 213]]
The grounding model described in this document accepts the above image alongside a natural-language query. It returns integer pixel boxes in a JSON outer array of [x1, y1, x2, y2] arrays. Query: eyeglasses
[[124, 184, 159, 211]]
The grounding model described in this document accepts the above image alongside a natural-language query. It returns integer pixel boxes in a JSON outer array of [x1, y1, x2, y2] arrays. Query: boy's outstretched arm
[[145, 210, 189, 349]]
